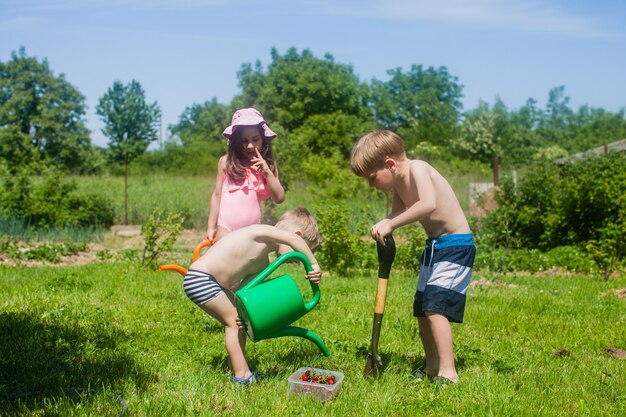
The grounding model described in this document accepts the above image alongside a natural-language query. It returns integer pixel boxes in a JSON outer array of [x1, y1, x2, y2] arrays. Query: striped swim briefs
[[183, 269, 224, 306]]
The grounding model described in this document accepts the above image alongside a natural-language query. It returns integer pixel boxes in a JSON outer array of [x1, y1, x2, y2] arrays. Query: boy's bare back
[[189, 223, 319, 291], [395, 160, 470, 238]]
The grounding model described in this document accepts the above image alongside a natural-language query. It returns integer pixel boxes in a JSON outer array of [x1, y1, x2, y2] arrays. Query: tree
[[453, 101, 501, 163], [537, 86, 574, 149], [235, 48, 369, 130], [370, 65, 464, 147], [170, 98, 230, 149], [0, 48, 95, 173], [96, 80, 161, 224]]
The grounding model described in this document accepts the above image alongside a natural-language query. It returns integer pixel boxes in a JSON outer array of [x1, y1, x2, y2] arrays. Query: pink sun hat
[[222, 108, 277, 140]]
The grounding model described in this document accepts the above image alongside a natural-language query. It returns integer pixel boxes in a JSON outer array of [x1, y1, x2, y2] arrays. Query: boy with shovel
[[351, 130, 476, 384]]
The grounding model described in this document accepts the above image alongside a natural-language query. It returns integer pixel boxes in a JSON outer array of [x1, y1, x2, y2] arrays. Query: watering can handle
[[242, 251, 320, 312], [192, 239, 215, 262]]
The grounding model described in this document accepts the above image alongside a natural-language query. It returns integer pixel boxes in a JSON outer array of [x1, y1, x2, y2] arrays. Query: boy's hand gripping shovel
[[364, 234, 396, 378]]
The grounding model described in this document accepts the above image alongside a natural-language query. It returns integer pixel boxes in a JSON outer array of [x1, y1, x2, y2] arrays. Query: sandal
[[413, 369, 435, 381], [432, 375, 457, 385], [231, 371, 258, 385], [413, 369, 428, 381]]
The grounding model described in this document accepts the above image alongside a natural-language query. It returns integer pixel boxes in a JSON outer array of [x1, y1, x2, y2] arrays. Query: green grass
[[70, 164, 492, 228], [73, 175, 213, 228], [1, 262, 624, 416], [0, 216, 106, 243]]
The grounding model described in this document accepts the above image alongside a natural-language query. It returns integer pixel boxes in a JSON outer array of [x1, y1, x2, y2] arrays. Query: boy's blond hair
[[350, 130, 405, 177], [275, 207, 321, 251]]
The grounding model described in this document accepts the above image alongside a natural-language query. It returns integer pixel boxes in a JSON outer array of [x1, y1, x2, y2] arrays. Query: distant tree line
[[1, 46, 626, 178]]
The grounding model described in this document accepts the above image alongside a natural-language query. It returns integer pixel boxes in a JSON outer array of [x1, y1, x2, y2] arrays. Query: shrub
[[393, 225, 427, 272], [479, 153, 626, 252], [0, 168, 114, 228], [475, 245, 595, 274], [141, 207, 184, 269], [585, 214, 626, 280], [315, 204, 361, 272]]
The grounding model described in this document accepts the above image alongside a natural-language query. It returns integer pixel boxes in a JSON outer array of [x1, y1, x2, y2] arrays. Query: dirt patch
[[470, 277, 518, 289], [605, 348, 626, 359], [0, 227, 205, 268], [614, 288, 626, 300], [553, 349, 570, 358]]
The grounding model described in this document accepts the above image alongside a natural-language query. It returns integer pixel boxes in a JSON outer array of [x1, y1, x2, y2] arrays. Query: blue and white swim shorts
[[183, 269, 224, 306], [413, 234, 476, 323]]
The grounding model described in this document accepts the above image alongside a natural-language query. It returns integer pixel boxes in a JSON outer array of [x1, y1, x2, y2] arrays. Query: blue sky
[[2, 0, 625, 147]]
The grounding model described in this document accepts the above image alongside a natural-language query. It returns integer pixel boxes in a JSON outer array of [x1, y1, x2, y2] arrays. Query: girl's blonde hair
[[350, 130, 405, 177], [225, 125, 277, 183], [275, 207, 321, 251]]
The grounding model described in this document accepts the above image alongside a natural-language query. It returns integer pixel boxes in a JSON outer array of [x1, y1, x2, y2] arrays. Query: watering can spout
[[270, 326, 331, 357]]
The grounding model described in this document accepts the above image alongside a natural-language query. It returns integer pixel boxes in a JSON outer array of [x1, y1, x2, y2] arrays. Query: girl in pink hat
[[205, 108, 285, 241]]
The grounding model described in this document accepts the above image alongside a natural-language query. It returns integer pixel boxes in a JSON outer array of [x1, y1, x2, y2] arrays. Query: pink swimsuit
[[217, 169, 271, 232]]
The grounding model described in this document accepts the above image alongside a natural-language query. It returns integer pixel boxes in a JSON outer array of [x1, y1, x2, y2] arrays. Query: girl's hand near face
[[251, 147, 272, 177]]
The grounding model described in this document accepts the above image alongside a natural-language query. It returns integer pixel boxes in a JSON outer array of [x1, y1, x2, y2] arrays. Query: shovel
[[364, 233, 396, 378]]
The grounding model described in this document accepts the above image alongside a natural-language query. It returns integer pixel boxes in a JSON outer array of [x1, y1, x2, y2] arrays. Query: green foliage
[[453, 101, 501, 162], [96, 79, 161, 165], [0, 48, 98, 173], [277, 111, 374, 186], [170, 98, 230, 147], [236, 47, 369, 131], [370, 65, 463, 146], [141, 207, 184, 269], [474, 245, 595, 274], [0, 168, 114, 228], [315, 204, 361, 272], [480, 153, 626, 252], [393, 225, 428, 272], [0, 239, 87, 263], [533, 145, 569, 161], [586, 217, 626, 280], [300, 152, 366, 199], [132, 140, 220, 176]]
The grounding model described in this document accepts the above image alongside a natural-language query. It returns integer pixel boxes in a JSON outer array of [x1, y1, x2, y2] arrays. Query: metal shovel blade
[[364, 352, 383, 377], [364, 311, 384, 378]]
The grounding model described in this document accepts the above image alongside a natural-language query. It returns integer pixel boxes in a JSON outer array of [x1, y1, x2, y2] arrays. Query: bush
[[141, 208, 184, 269], [393, 225, 427, 273], [475, 245, 595, 274], [479, 153, 626, 252], [315, 204, 361, 272], [0, 168, 114, 228]]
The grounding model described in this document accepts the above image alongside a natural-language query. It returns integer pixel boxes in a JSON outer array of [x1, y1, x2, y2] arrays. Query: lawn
[[1, 260, 624, 416]]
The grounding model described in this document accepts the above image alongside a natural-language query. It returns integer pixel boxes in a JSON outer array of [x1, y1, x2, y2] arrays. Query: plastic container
[[288, 367, 345, 401]]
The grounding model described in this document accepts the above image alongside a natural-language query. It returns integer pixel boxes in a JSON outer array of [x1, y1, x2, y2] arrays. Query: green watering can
[[235, 251, 331, 357]]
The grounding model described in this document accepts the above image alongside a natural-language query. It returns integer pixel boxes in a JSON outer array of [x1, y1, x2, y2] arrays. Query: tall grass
[[1, 262, 624, 416], [0, 215, 106, 243], [70, 163, 493, 230], [73, 175, 212, 228]]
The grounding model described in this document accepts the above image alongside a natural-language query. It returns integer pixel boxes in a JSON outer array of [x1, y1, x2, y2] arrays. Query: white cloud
[[310, 0, 616, 37]]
